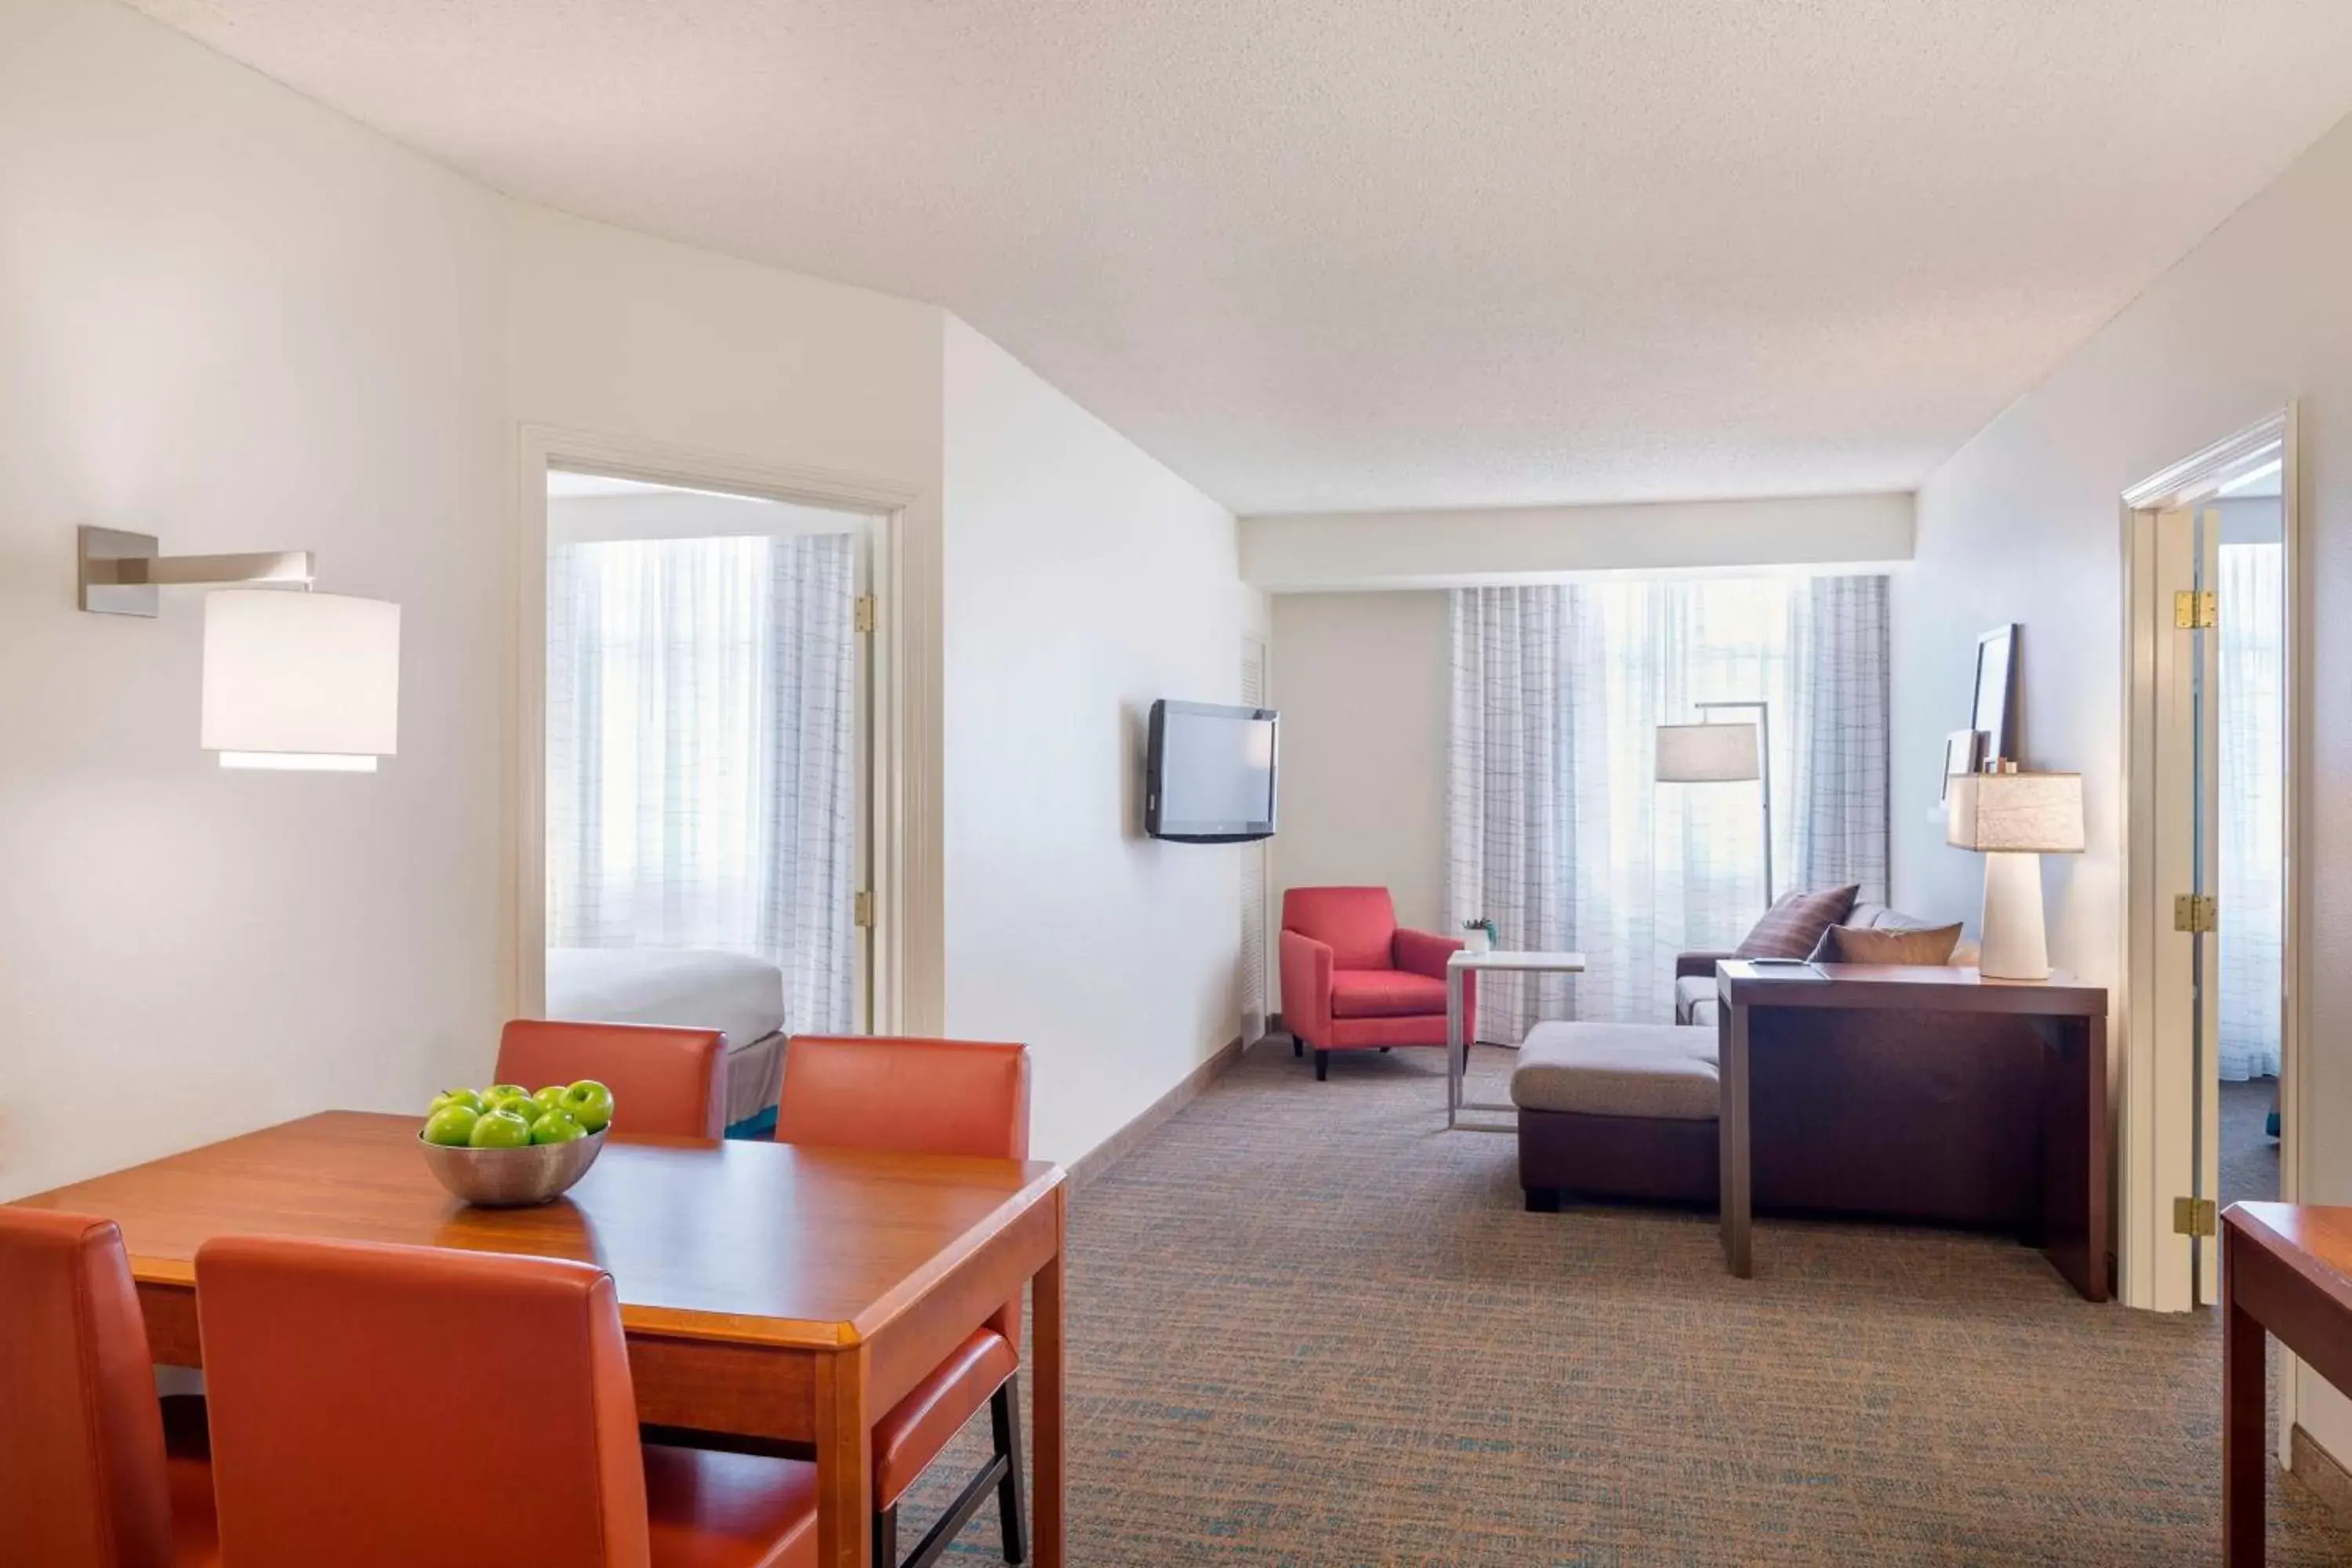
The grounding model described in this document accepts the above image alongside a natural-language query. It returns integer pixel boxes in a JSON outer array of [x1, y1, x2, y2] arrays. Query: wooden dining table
[[10, 1111, 1069, 1568]]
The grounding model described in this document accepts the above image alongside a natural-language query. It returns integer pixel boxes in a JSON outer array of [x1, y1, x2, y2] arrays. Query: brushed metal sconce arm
[[78, 525, 316, 617]]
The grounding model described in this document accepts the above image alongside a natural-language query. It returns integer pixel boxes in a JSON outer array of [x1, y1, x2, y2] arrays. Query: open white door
[[2150, 503, 2225, 1305], [1240, 633, 1271, 1045]]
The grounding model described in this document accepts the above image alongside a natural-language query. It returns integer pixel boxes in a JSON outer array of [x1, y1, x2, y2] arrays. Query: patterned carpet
[[2223, 1076, 2282, 1207], [900, 1040, 2350, 1565]]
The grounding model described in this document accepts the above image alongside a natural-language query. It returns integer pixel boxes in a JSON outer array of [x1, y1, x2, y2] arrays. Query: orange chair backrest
[[496, 1018, 727, 1138], [194, 1235, 651, 1568], [775, 1036, 1030, 1163], [0, 1208, 178, 1568], [775, 1035, 1031, 1339]]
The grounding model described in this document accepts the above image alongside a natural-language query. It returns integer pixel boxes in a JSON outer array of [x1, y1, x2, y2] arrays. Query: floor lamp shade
[[201, 590, 401, 771], [1946, 771, 2082, 981], [1654, 721, 1761, 782]]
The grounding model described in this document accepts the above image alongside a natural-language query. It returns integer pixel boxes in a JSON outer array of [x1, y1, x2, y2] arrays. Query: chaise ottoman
[[1512, 1022, 1721, 1211]]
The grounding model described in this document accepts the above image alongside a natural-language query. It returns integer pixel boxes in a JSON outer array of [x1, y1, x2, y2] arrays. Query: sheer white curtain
[[1450, 575, 1888, 1035], [2217, 542, 2284, 1080], [546, 532, 858, 1037]]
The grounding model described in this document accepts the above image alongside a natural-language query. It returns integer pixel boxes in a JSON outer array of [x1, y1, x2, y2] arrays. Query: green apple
[[560, 1080, 615, 1134], [422, 1105, 481, 1147], [467, 1107, 534, 1149], [532, 1085, 569, 1115], [530, 1110, 587, 1145], [484, 1082, 532, 1106], [428, 1088, 487, 1118]]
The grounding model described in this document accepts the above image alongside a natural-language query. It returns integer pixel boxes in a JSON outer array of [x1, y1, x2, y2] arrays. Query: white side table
[[1445, 949, 1588, 1131]]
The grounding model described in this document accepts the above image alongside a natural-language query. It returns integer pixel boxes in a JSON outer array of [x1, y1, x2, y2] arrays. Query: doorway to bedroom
[[537, 467, 880, 1137]]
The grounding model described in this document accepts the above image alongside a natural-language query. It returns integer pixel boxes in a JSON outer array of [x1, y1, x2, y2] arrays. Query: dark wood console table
[[1715, 962, 2109, 1299], [2222, 1203, 2352, 1566]]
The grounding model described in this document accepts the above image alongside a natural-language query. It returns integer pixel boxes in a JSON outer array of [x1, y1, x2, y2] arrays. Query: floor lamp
[[1654, 701, 1773, 909]]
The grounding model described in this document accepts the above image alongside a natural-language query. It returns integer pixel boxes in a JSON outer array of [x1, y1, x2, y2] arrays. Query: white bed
[[545, 948, 787, 1132]]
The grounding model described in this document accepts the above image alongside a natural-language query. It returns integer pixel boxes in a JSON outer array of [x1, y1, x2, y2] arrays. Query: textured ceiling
[[129, 0, 2352, 514]]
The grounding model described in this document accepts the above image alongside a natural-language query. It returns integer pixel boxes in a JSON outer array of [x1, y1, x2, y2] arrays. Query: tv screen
[[1145, 699, 1277, 844]]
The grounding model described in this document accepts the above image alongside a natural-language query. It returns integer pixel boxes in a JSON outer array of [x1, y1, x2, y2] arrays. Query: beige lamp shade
[[201, 590, 401, 771], [1655, 721, 1760, 783], [1946, 771, 2082, 854]]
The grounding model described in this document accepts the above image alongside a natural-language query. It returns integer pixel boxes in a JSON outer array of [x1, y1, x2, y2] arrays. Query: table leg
[[2222, 1234, 2266, 1566], [1033, 1191, 1067, 1568], [813, 1344, 873, 1568], [1446, 967, 1462, 1128], [1719, 1000, 1751, 1277]]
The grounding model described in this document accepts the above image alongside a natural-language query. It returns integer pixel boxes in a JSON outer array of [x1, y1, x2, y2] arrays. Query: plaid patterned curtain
[[546, 532, 858, 1038], [1449, 574, 1889, 1035]]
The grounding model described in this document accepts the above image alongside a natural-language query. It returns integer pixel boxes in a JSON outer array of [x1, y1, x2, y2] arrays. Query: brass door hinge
[[853, 890, 875, 929], [2173, 894, 2218, 934], [855, 594, 877, 634], [2174, 1196, 2218, 1238], [2173, 589, 2217, 630]]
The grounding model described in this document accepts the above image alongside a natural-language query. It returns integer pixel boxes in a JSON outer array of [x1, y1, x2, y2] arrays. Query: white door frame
[[2118, 408, 2303, 1412], [511, 424, 923, 1034]]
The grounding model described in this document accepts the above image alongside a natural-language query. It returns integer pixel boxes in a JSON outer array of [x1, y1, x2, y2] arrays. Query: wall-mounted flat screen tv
[[1145, 699, 1278, 844]]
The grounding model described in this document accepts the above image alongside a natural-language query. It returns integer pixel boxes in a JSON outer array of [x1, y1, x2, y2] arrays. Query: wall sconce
[[79, 525, 401, 772]]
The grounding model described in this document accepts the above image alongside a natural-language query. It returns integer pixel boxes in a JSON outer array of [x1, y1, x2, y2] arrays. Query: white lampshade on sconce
[[76, 524, 400, 773], [201, 590, 400, 771], [1946, 768, 2083, 980]]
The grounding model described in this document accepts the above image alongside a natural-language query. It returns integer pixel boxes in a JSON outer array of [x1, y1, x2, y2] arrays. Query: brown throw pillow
[[1733, 884, 1861, 960], [1810, 922, 1964, 966]]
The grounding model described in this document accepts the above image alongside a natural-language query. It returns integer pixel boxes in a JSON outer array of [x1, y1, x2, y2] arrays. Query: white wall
[[1889, 110, 2352, 1445], [505, 208, 951, 1033], [0, 0, 510, 1197], [1269, 593, 1452, 951], [2, 0, 1270, 1194], [1241, 492, 1913, 591], [940, 318, 1265, 1165]]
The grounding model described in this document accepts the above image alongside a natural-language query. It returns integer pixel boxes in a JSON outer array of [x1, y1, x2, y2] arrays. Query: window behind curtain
[[1450, 573, 1888, 1031], [546, 532, 858, 1037]]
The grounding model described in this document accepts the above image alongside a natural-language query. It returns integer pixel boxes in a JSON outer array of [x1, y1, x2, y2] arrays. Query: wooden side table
[[2222, 1203, 2352, 1566], [1714, 961, 2109, 1298]]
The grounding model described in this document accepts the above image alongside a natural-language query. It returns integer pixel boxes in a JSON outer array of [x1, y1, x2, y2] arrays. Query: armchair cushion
[[1281, 887, 1399, 971], [1329, 969, 1449, 1019]]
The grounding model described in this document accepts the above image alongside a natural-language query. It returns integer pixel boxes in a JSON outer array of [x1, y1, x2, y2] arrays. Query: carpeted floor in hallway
[[899, 1040, 2349, 1565]]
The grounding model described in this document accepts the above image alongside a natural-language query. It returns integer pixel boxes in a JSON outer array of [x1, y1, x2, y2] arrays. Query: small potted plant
[[1462, 916, 1497, 956]]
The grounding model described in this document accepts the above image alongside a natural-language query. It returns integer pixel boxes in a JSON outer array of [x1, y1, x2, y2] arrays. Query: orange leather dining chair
[[497, 1018, 728, 1138], [775, 1036, 1032, 1568], [194, 1233, 817, 1567], [0, 1207, 218, 1566]]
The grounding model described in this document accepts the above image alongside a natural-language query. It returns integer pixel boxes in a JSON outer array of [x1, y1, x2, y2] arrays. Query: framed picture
[[1971, 625, 2019, 764], [1941, 730, 1985, 802]]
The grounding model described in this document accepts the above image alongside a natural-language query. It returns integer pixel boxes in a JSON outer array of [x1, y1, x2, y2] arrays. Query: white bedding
[[545, 947, 786, 1052]]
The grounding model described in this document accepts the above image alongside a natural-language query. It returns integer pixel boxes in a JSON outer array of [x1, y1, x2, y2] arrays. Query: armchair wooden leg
[[1525, 1189, 1561, 1214], [1314, 1050, 1329, 1082], [877, 1504, 898, 1567], [993, 1377, 1028, 1564], [1293, 1036, 1303, 1058]]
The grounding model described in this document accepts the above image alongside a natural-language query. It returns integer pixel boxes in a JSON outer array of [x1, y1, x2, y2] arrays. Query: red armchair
[[1279, 886, 1472, 1081]]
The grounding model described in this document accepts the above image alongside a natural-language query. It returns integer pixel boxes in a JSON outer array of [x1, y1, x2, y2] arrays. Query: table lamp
[[1945, 768, 2082, 980]]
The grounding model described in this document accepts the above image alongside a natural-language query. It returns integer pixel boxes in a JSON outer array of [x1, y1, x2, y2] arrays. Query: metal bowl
[[418, 1127, 607, 1207]]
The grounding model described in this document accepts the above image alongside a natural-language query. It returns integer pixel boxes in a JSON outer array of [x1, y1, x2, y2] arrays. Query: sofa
[[1671, 901, 1980, 1028], [1517, 901, 2040, 1229], [1279, 886, 1472, 1081]]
